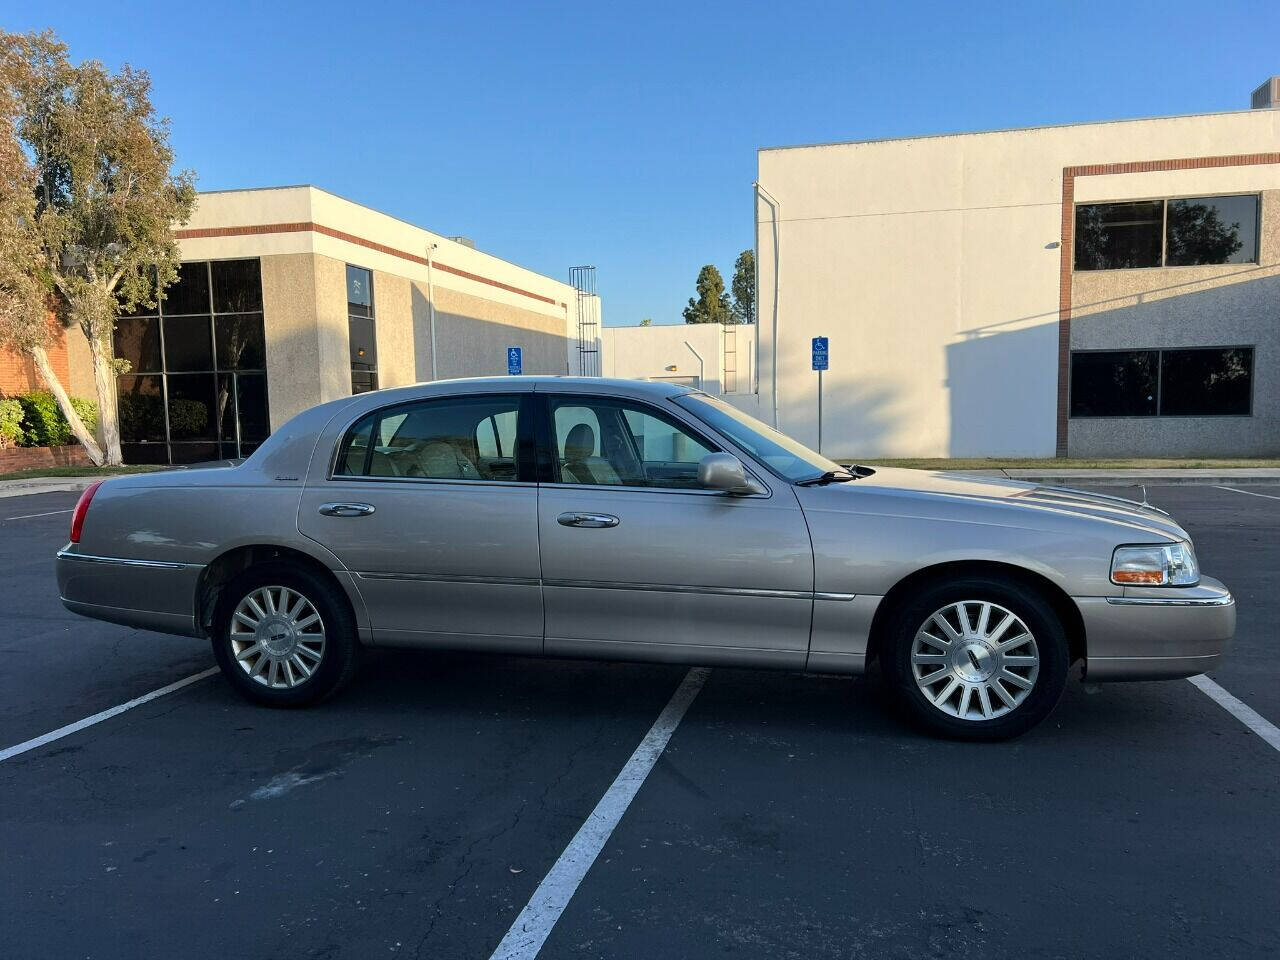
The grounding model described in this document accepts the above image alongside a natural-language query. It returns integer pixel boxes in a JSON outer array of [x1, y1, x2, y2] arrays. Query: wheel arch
[[195, 543, 363, 640], [865, 560, 1086, 667]]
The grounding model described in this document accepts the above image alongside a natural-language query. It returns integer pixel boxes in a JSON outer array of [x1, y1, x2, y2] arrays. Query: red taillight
[[70, 480, 104, 543]]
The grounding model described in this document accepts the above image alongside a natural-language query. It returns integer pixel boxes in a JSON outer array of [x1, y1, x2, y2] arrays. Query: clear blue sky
[[9, 0, 1279, 325]]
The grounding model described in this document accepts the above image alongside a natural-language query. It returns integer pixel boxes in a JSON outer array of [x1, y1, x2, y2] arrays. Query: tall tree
[[0, 30, 195, 465], [730, 248, 755, 323], [682, 264, 732, 324]]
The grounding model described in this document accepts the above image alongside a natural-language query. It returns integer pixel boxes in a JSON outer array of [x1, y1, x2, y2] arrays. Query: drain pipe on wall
[[683, 340, 706, 391], [754, 182, 781, 427], [426, 242, 439, 380]]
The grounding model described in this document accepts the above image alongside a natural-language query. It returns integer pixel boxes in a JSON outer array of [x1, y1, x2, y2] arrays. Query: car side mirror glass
[[697, 453, 765, 496]]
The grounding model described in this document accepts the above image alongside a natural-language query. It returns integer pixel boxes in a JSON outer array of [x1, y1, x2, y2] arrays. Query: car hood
[[816, 467, 1190, 541]]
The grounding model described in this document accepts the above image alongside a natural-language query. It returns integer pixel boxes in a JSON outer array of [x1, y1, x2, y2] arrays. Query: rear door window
[[335, 395, 527, 481]]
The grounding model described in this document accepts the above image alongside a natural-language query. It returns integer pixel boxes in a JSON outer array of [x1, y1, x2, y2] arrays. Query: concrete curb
[[0, 478, 104, 500]]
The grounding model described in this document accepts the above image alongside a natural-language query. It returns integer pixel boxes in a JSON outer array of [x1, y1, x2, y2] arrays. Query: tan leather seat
[[414, 440, 481, 480], [561, 423, 622, 485]]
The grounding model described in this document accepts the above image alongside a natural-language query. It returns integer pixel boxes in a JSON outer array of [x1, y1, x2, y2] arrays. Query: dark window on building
[[1070, 347, 1253, 417], [114, 259, 269, 463], [162, 261, 212, 315], [347, 265, 377, 393], [1158, 348, 1253, 416], [1075, 194, 1260, 270], [1165, 195, 1259, 266], [1074, 201, 1164, 270], [1069, 350, 1158, 417]]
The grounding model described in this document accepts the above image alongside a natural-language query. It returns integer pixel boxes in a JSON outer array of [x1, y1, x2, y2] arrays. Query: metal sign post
[[507, 347, 523, 376], [811, 337, 828, 453]]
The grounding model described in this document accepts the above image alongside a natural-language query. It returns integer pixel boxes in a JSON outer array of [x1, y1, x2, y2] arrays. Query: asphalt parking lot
[[2, 483, 1278, 959]]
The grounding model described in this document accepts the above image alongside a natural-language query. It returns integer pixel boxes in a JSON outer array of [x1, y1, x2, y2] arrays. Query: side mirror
[[697, 453, 766, 496]]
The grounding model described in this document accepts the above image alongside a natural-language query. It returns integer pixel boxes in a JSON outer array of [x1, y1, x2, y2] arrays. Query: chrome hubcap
[[911, 600, 1039, 721], [230, 586, 326, 689]]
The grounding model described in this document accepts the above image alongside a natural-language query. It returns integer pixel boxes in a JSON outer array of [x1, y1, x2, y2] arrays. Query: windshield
[[673, 393, 844, 483]]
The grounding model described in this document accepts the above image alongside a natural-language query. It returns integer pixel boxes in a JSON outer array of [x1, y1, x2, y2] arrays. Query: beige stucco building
[[77, 186, 599, 463], [601, 322, 755, 397], [752, 80, 1280, 459]]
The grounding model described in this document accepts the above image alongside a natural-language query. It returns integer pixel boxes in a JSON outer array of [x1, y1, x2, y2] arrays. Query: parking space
[[2, 484, 1277, 959]]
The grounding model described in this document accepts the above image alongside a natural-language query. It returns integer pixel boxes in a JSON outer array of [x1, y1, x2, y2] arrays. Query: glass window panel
[[346, 265, 373, 318], [1074, 201, 1164, 270], [335, 412, 374, 476], [550, 397, 713, 487], [349, 316, 377, 371], [113, 316, 162, 373], [235, 373, 270, 443], [1166, 196, 1259, 266], [169, 442, 220, 464], [166, 373, 216, 440], [162, 316, 213, 372], [215, 374, 236, 446], [161, 261, 211, 315], [351, 371, 378, 394], [214, 313, 266, 370], [211, 259, 263, 313], [1159, 348, 1253, 416], [337, 396, 521, 480], [1069, 351, 1158, 417], [117, 375, 167, 443], [121, 442, 171, 465]]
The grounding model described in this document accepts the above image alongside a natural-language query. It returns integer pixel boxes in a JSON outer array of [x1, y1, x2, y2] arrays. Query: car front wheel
[[883, 577, 1069, 740], [211, 562, 360, 707]]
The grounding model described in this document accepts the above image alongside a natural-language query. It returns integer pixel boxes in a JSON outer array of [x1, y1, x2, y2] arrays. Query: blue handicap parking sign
[[811, 337, 829, 371], [507, 347, 522, 375]]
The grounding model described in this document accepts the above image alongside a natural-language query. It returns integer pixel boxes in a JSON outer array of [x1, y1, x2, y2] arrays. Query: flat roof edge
[[758, 106, 1271, 155]]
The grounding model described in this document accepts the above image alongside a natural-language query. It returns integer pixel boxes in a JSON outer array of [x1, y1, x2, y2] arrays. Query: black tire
[[211, 562, 361, 707], [881, 576, 1069, 741]]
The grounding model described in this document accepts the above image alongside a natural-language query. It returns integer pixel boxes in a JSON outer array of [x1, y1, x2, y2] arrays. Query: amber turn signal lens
[[1112, 569, 1165, 584]]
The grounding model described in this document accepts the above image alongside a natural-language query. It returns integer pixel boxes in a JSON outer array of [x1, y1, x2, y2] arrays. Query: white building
[[601, 323, 755, 397], [752, 79, 1280, 458]]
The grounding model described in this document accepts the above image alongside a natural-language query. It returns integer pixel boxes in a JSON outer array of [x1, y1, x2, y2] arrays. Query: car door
[[298, 390, 541, 653], [536, 391, 814, 667]]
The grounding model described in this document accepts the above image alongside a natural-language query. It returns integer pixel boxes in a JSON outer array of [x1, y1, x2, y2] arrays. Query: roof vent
[[1250, 77, 1280, 109], [448, 236, 476, 249]]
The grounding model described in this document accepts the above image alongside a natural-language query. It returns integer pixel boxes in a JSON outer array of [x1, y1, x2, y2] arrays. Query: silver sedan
[[56, 377, 1234, 739]]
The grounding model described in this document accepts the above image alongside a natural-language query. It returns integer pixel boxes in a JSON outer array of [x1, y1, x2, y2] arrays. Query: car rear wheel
[[211, 562, 360, 707], [882, 577, 1069, 740]]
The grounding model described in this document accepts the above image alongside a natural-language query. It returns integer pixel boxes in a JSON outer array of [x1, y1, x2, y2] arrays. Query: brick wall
[[0, 320, 71, 397]]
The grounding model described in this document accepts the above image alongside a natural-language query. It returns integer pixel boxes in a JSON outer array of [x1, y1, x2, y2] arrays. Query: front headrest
[[564, 422, 596, 461]]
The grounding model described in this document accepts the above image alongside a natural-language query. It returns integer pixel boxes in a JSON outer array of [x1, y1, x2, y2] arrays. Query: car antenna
[[1140, 484, 1150, 508]]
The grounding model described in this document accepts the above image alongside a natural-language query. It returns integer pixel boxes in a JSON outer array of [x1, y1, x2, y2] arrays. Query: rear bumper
[[1077, 576, 1235, 681], [56, 548, 203, 638]]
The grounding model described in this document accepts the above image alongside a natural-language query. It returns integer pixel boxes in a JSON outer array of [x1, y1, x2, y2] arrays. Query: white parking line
[[489, 667, 710, 960], [1188, 675, 1280, 753], [1214, 485, 1280, 502], [2, 508, 73, 521], [0, 667, 218, 764]]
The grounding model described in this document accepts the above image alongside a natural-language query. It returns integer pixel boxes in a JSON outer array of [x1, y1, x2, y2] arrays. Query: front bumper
[[1077, 575, 1235, 681]]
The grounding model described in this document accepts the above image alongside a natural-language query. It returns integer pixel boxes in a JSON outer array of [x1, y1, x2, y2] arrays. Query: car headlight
[[1110, 541, 1199, 586]]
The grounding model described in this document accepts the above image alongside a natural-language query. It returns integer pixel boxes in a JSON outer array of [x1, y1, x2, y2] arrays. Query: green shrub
[[15, 391, 99, 448], [0, 398, 23, 448]]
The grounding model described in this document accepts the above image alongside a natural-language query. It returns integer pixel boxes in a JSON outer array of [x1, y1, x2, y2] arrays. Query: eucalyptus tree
[[0, 30, 195, 464]]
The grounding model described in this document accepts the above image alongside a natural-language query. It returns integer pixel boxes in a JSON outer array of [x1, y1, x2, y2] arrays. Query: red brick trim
[[174, 221, 559, 307], [1055, 152, 1280, 456]]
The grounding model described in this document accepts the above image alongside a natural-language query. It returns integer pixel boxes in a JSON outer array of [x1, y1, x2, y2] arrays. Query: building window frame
[[113, 258, 269, 464], [1068, 345, 1255, 419], [346, 264, 378, 394], [1073, 192, 1261, 272]]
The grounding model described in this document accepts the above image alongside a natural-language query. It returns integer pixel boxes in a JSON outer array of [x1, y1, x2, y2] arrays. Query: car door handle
[[557, 511, 620, 529], [319, 502, 376, 518]]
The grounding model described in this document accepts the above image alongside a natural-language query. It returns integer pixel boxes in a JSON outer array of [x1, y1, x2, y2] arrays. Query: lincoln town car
[[56, 378, 1235, 739]]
